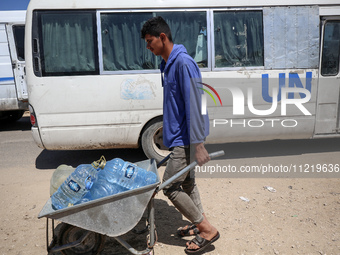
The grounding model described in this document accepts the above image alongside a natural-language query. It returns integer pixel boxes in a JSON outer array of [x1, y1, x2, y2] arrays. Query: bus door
[[6, 24, 27, 101], [315, 17, 340, 135]]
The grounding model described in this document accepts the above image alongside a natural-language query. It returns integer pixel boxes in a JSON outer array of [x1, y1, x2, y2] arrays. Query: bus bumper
[[31, 126, 44, 149]]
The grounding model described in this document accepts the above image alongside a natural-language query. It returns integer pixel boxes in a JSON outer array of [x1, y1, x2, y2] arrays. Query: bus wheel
[[141, 120, 169, 163]]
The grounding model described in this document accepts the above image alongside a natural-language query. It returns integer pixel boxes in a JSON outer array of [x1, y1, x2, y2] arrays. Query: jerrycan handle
[[91, 156, 106, 169], [84, 176, 94, 190]]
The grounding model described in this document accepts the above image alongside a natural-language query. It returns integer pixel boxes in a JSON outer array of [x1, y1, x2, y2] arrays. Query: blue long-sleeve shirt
[[160, 44, 209, 148]]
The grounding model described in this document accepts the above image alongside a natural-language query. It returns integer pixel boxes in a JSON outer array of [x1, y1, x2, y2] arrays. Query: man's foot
[[185, 231, 220, 254], [177, 224, 200, 237]]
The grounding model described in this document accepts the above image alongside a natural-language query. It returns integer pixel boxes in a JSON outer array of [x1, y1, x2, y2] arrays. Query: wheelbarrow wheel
[[57, 223, 106, 255]]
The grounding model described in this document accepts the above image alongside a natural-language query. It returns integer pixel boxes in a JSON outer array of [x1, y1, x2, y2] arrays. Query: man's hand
[[194, 143, 210, 166]]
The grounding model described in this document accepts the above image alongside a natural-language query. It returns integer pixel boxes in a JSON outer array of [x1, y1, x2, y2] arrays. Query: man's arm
[[179, 63, 210, 164], [180, 65, 208, 143]]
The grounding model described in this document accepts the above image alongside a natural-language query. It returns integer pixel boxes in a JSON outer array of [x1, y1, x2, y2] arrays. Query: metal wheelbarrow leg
[[114, 198, 156, 255]]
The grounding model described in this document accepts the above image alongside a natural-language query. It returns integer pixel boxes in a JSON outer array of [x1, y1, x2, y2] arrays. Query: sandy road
[[0, 116, 339, 254]]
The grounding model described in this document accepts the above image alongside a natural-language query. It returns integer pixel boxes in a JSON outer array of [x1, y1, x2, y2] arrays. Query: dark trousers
[[162, 146, 204, 224]]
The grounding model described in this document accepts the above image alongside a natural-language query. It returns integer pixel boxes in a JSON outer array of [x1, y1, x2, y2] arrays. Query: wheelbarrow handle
[[155, 150, 225, 193], [157, 152, 173, 168]]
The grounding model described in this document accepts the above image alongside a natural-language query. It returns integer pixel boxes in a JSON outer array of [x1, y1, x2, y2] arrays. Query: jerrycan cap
[[92, 156, 106, 170]]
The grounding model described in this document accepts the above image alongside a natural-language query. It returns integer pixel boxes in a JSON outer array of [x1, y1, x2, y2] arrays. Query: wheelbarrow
[[38, 150, 225, 255]]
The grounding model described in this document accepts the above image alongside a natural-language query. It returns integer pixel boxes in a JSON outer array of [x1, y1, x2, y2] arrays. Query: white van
[[0, 11, 28, 122], [25, 0, 340, 161]]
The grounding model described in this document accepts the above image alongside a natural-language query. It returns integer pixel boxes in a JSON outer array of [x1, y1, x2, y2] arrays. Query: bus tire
[[141, 120, 169, 163]]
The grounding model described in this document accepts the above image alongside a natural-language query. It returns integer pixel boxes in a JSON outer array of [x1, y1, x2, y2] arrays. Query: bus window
[[12, 25, 25, 61], [100, 11, 208, 72], [157, 11, 208, 68], [321, 21, 340, 76], [36, 11, 99, 76], [213, 11, 264, 68], [100, 12, 154, 71]]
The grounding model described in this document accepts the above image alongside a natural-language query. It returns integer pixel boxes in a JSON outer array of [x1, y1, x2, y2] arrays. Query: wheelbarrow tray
[[38, 158, 160, 238]]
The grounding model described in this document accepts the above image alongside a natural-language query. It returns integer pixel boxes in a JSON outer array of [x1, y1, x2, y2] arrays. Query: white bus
[[25, 0, 340, 162], [0, 11, 28, 122]]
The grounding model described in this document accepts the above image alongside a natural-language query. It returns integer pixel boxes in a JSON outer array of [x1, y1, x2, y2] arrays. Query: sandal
[[185, 232, 220, 254], [177, 224, 200, 237]]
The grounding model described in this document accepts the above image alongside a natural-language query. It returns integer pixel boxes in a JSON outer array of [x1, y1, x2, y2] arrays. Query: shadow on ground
[[35, 147, 150, 170], [35, 137, 340, 170], [99, 198, 190, 255], [205, 137, 340, 160], [0, 115, 31, 131], [51, 198, 209, 255]]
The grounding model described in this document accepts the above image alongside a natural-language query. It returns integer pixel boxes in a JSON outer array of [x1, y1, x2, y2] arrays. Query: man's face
[[144, 34, 164, 56]]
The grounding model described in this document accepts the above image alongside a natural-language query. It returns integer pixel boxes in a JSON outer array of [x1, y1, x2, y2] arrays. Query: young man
[[141, 16, 219, 254]]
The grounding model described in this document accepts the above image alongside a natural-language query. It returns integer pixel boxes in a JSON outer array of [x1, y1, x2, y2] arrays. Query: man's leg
[[182, 168, 204, 214], [162, 146, 204, 224], [175, 152, 205, 236], [162, 146, 219, 252]]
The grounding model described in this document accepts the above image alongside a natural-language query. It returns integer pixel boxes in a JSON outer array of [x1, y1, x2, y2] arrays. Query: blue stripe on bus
[[0, 77, 15, 83]]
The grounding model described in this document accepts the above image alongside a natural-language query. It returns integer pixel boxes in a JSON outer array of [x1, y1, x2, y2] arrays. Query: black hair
[[141, 16, 173, 42]]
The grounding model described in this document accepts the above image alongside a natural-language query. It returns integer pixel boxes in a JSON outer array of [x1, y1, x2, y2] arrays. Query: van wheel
[[141, 120, 169, 163]]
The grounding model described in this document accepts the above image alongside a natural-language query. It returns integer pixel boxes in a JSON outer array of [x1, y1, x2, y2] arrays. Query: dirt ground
[[0, 168, 339, 255], [0, 119, 339, 255]]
